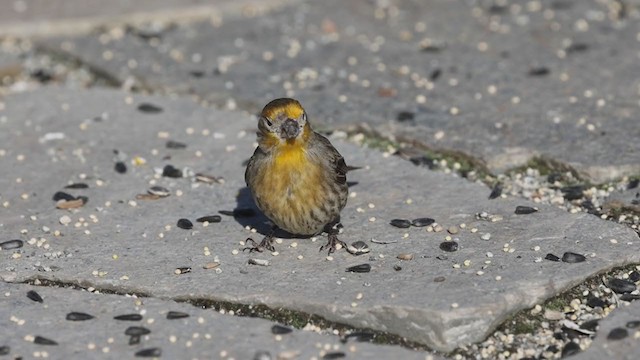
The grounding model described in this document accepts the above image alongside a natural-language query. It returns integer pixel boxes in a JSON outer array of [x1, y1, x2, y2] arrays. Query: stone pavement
[[1, 0, 640, 359], [35, 0, 640, 182]]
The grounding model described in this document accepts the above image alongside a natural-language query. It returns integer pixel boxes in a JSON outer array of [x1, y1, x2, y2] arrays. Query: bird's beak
[[280, 119, 300, 139]]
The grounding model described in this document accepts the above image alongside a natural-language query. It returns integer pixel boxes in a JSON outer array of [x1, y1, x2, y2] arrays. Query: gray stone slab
[[572, 301, 640, 360], [38, 0, 640, 182], [0, 282, 434, 359], [0, 0, 300, 37], [0, 87, 637, 353]]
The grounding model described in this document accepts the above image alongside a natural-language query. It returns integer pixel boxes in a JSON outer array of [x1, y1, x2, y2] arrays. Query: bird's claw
[[320, 234, 346, 255], [242, 237, 275, 253]]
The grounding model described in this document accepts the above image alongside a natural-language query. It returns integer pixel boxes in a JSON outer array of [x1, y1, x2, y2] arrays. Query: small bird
[[244, 98, 349, 254]]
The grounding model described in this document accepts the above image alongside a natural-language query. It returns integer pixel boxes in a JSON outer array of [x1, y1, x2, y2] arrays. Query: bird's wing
[[245, 146, 266, 186], [312, 133, 348, 185]]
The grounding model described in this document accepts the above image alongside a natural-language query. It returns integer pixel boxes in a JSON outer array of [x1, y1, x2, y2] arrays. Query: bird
[[244, 98, 349, 254]]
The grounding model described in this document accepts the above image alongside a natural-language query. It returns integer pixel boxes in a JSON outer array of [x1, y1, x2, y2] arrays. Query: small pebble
[[440, 241, 458, 252], [411, 217, 435, 227], [66, 312, 94, 321], [545, 253, 560, 262], [515, 206, 538, 214], [607, 328, 629, 340], [397, 253, 414, 260], [447, 226, 459, 234], [176, 218, 193, 230], [26, 290, 43, 303], [346, 264, 371, 273], [271, 325, 293, 335], [389, 219, 411, 228], [629, 271, 640, 282], [562, 252, 586, 263], [248, 258, 270, 266]]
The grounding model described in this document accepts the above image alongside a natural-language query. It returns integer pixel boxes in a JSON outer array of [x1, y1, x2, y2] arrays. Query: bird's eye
[[264, 118, 273, 127]]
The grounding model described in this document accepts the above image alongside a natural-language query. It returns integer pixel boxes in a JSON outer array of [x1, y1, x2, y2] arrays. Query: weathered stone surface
[[0, 282, 433, 359], [0, 0, 300, 37], [573, 301, 640, 360], [0, 87, 637, 352], [39, 0, 640, 182]]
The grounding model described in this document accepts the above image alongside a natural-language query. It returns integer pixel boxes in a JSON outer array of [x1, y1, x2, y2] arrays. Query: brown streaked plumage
[[244, 98, 349, 254]]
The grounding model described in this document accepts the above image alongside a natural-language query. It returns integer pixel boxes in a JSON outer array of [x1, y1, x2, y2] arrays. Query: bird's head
[[257, 98, 311, 149]]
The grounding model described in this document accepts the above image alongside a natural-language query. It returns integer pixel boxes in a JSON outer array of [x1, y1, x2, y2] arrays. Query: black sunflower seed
[[608, 278, 637, 294], [580, 319, 599, 332], [166, 311, 189, 320], [396, 111, 414, 122], [148, 186, 170, 197], [115, 161, 127, 174], [561, 185, 585, 200], [33, 336, 58, 345], [0, 346, 9, 355], [629, 271, 640, 282], [393, 265, 402, 271], [271, 324, 293, 335], [66, 312, 94, 321], [607, 327, 628, 340], [566, 43, 589, 54], [177, 218, 193, 230], [219, 209, 256, 217], [322, 352, 346, 359], [129, 334, 141, 345], [196, 215, 221, 223], [52, 191, 75, 201], [545, 253, 560, 262], [342, 331, 375, 343], [389, 219, 411, 228], [135, 348, 162, 357], [411, 218, 435, 227], [114, 314, 143, 321], [586, 296, 607, 309], [488, 183, 503, 199], [64, 183, 89, 189], [620, 293, 640, 301], [626, 320, 640, 329], [562, 252, 586, 263], [429, 68, 442, 81], [439, 241, 458, 252], [137, 103, 163, 114], [528, 67, 550, 77], [253, 350, 272, 360], [125, 326, 151, 336], [560, 341, 580, 357], [515, 206, 538, 214], [346, 264, 371, 273], [0, 240, 23, 250], [162, 165, 182, 178], [26, 290, 43, 303], [166, 140, 187, 149]]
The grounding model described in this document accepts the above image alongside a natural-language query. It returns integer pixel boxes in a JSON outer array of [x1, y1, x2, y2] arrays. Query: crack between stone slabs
[[11, 275, 434, 353], [30, 44, 127, 90]]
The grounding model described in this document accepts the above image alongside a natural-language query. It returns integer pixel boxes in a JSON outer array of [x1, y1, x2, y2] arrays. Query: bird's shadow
[[229, 187, 297, 239]]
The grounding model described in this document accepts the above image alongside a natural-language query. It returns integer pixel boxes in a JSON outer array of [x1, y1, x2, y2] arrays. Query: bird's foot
[[243, 236, 275, 253], [320, 233, 346, 255]]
